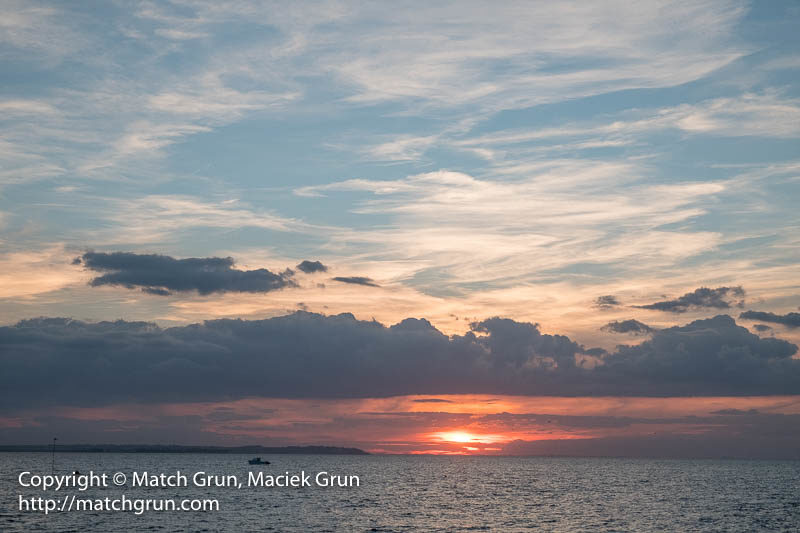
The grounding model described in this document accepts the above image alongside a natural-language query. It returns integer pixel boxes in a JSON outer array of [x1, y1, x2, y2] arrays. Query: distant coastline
[[0, 444, 369, 455]]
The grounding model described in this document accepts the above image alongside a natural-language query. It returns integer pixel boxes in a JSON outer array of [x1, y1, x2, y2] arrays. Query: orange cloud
[[6, 394, 799, 456]]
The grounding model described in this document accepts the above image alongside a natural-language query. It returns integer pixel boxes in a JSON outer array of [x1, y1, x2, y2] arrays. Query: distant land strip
[[0, 444, 369, 455]]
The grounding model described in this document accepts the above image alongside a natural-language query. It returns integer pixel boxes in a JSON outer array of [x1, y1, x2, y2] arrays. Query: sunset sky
[[1, 1, 799, 458]]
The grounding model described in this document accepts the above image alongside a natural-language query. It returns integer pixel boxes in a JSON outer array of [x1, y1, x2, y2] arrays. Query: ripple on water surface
[[2, 453, 799, 532]]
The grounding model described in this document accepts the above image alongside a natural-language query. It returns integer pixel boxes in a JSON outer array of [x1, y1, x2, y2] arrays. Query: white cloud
[[0, 0, 754, 186], [312, 1, 747, 109], [0, 100, 58, 115], [666, 92, 800, 138], [296, 168, 726, 289], [0, 1, 89, 61], [3, 0, 799, 338], [94, 195, 316, 244], [153, 28, 209, 40]]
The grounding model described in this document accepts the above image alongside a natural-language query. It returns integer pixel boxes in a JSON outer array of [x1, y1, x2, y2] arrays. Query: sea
[[1, 453, 799, 532]]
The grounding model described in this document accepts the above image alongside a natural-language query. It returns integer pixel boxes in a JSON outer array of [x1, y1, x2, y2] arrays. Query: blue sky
[[1, 0, 799, 348], [3, 1, 800, 455]]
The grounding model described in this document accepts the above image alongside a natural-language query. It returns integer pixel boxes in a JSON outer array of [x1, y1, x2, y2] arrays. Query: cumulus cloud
[[601, 315, 796, 395], [637, 286, 745, 313], [739, 310, 800, 328], [752, 324, 773, 333], [75, 251, 296, 295], [594, 295, 620, 309], [296, 260, 328, 273], [1, 313, 797, 411], [332, 276, 380, 287], [601, 319, 653, 336]]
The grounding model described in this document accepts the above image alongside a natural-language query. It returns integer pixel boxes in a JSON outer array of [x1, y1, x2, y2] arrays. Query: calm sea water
[[1, 453, 799, 532]]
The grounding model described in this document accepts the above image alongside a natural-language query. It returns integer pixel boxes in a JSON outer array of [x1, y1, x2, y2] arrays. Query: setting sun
[[435, 431, 476, 443], [431, 431, 510, 445]]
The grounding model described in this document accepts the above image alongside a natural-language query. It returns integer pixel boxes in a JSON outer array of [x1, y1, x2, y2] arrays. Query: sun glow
[[432, 431, 508, 444], [436, 431, 476, 443]]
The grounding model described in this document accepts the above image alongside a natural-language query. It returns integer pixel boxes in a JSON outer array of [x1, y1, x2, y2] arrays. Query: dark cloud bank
[[740, 310, 800, 328], [593, 295, 620, 309], [601, 319, 653, 335], [332, 276, 379, 287], [1, 313, 798, 411], [75, 252, 335, 295], [76, 252, 295, 295], [296, 260, 328, 273], [637, 286, 745, 313]]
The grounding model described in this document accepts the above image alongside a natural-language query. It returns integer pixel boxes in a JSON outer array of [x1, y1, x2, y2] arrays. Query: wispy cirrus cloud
[[453, 93, 800, 151], [296, 169, 724, 291], [0, 0, 90, 62], [1, 0, 798, 356], [0, 246, 85, 299], [320, 1, 746, 108], [356, 92, 800, 175], [94, 195, 319, 245], [0, 0, 751, 187]]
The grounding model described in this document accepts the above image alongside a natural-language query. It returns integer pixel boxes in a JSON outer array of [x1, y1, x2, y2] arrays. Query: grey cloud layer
[[1, 313, 797, 411], [332, 276, 380, 287], [740, 310, 800, 328], [594, 295, 620, 309], [637, 286, 745, 313], [296, 260, 328, 273], [601, 319, 653, 335], [77, 252, 297, 295]]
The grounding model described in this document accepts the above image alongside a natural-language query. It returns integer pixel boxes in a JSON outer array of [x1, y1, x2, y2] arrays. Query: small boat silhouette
[[248, 457, 270, 465]]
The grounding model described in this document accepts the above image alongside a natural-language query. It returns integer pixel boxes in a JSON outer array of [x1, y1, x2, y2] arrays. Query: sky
[[1, 0, 799, 457]]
